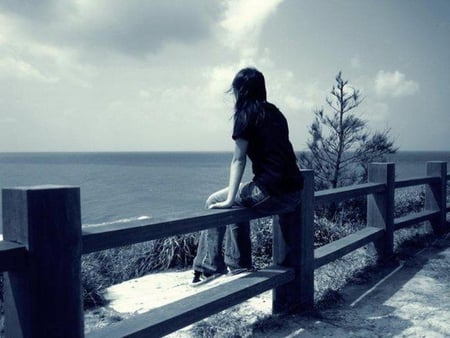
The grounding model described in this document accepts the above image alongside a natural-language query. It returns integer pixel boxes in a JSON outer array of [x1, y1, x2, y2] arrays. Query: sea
[[0, 151, 449, 232]]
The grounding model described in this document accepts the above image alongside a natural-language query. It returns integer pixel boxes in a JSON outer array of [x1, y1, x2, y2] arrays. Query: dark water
[[0, 152, 246, 228], [0, 151, 448, 230]]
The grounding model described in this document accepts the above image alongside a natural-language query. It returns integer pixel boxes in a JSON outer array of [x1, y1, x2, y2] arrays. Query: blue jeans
[[193, 181, 302, 274]]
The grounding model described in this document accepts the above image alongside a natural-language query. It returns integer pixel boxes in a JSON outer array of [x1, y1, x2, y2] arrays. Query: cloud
[[0, 11, 96, 87], [0, 56, 58, 83], [0, 0, 69, 21], [204, 65, 236, 100], [0, 1, 220, 58], [279, 79, 323, 114], [219, 0, 284, 61], [200, 0, 285, 117], [75, 1, 219, 57], [374, 70, 419, 98]]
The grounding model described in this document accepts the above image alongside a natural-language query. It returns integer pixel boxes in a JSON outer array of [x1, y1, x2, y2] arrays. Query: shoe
[[228, 266, 257, 276], [190, 270, 224, 287]]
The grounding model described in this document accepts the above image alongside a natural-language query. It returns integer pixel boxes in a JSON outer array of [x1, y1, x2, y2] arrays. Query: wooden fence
[[0, 161, 449, 337]]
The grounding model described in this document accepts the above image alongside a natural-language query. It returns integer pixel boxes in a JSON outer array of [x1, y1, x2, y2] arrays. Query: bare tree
[[299, 71, 397, 190]]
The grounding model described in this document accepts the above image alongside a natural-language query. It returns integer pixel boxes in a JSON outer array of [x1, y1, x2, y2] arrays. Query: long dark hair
[[231, 67, 267, 133]]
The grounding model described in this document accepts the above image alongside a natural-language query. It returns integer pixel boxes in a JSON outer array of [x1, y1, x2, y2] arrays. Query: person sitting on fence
[[191, 67, 304, 286]]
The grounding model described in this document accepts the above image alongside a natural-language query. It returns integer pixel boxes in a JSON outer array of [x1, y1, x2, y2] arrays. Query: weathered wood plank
[[0, 241, 27, 272], [394, 210, 440, 230], [314, 227, 384, 269], [2, 186, 84, 338], [446, 173, 449, 211], [367, 163, 395, 258], [314, 183, 385, 206], [394, 176, 438, 189], [87, 266, 294, 338], [273, 169, 314, 313], [82, 207, 271, 254], [425, 162, 447, 234]]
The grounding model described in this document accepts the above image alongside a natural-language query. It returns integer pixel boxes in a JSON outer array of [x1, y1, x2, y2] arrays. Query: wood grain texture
[[2, 186, 83, 338], [315, 183, 385, 206], [394, 210, 440, 230], [425, 162, 447, 234], [367, 163, 395, 258], [82, 207, 265, 253], [394, 176, 437, 188], [314, 227, 384, 269], [272, 169, 315, 313]]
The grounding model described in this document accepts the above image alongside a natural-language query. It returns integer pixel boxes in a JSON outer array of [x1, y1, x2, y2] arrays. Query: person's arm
[[208, 138, 248, 209]]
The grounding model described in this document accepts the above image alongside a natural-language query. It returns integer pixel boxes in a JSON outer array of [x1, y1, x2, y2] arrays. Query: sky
[[0, 0, 449, 152]]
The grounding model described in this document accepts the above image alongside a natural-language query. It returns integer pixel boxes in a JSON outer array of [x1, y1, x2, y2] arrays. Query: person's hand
[[208, 200, 234, 209]]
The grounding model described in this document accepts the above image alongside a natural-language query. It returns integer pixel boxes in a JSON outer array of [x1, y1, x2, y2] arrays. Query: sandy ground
[[85, 235, 450, 337]]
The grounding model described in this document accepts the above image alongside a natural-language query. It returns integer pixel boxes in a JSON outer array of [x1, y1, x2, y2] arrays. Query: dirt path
[[86, 235, 450, 337], [251, 236, 450, 337]]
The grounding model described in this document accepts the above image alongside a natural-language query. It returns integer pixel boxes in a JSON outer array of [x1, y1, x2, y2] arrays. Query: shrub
[[145, 234, 198, 270], [314, 216, 361, 248], [250, 217, 273, 268], [394, 188, 424, 217]]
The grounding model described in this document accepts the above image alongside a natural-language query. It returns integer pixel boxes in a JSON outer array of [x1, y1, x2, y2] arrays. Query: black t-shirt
[[232, 102, 303, 196]]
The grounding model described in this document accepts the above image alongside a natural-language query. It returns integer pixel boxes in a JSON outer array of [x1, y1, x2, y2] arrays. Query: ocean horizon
[[0, 150, 449, 232]]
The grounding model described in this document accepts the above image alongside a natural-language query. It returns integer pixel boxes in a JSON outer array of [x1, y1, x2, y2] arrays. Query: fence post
[[367, 163, 395, 259], [272, 169, 314, 313], [425, 161, 447, 234], [2, 185, 84, 338]]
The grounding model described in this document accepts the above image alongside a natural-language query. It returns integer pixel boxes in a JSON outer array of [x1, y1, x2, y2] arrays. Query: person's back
[[235, 102, 302, 196]]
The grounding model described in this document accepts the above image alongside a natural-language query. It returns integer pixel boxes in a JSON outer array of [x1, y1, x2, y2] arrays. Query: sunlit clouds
[[219, 0, 283, 59], [374, 71, 420, 98]]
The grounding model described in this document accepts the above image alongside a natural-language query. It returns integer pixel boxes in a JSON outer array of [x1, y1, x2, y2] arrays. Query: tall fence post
[[272, 169, 314, 313], [367, 163, 395, 259], [2, 185, 84, 338], [425, 161, 447, 234]]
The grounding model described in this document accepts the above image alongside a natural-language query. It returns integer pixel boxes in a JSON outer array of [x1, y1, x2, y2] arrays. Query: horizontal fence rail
[[394, 176, 439, 188], [314, 182, 385, 205], [314, 226, 384, 269], [394, 210, 440, 230], [82, 208, 264, 254], [0, 161, 448, 337]]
